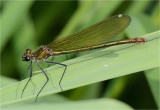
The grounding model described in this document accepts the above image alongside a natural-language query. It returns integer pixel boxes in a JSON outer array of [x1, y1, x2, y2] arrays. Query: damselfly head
[[22, 49, 32, 61]]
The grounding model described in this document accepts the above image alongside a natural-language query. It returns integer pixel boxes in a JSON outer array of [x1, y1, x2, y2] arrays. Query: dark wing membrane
[[48, 14, 131, 52]]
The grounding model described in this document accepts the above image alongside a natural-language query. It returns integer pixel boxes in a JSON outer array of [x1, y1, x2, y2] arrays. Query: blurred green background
[[1, 0, 159, 109]]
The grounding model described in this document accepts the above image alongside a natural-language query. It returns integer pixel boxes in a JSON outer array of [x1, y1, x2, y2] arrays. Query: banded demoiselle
[[21, 14, 146, 102]]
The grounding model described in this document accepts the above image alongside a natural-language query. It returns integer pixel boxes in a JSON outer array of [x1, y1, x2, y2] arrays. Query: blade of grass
[[127, 1, 151, 14], [2, 98, 133, 110], [34, 1, 74, 41], [126, 14, 159, 108], [0, 76, 17, 88], [69, 82, 103, 100], [0, 76, 69, 106], [1, 1, 34, 52], [59, 0, 123, 38], [145, 68, 160, 108], [0, 30, 159, 105], [13, 16, 37, 75]]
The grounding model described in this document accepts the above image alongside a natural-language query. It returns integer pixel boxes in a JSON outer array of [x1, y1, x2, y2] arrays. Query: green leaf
[[0, 76, 17, 88], [59, 0, 123, 38], [2, 98, 133, 110], [145, 68, 160, 108], [0, 30, 159, 105], [126, 15, 159, 108], [69, 82, 103, 100], [1, 1, 34, 52]]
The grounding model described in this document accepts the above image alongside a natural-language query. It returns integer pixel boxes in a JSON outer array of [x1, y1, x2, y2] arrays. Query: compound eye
[[22, 56, 30, 61], [25, 56, 30, 61]]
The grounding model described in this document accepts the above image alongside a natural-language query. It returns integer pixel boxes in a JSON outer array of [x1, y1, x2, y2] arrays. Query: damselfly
[[21, 14, 146, 102]]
